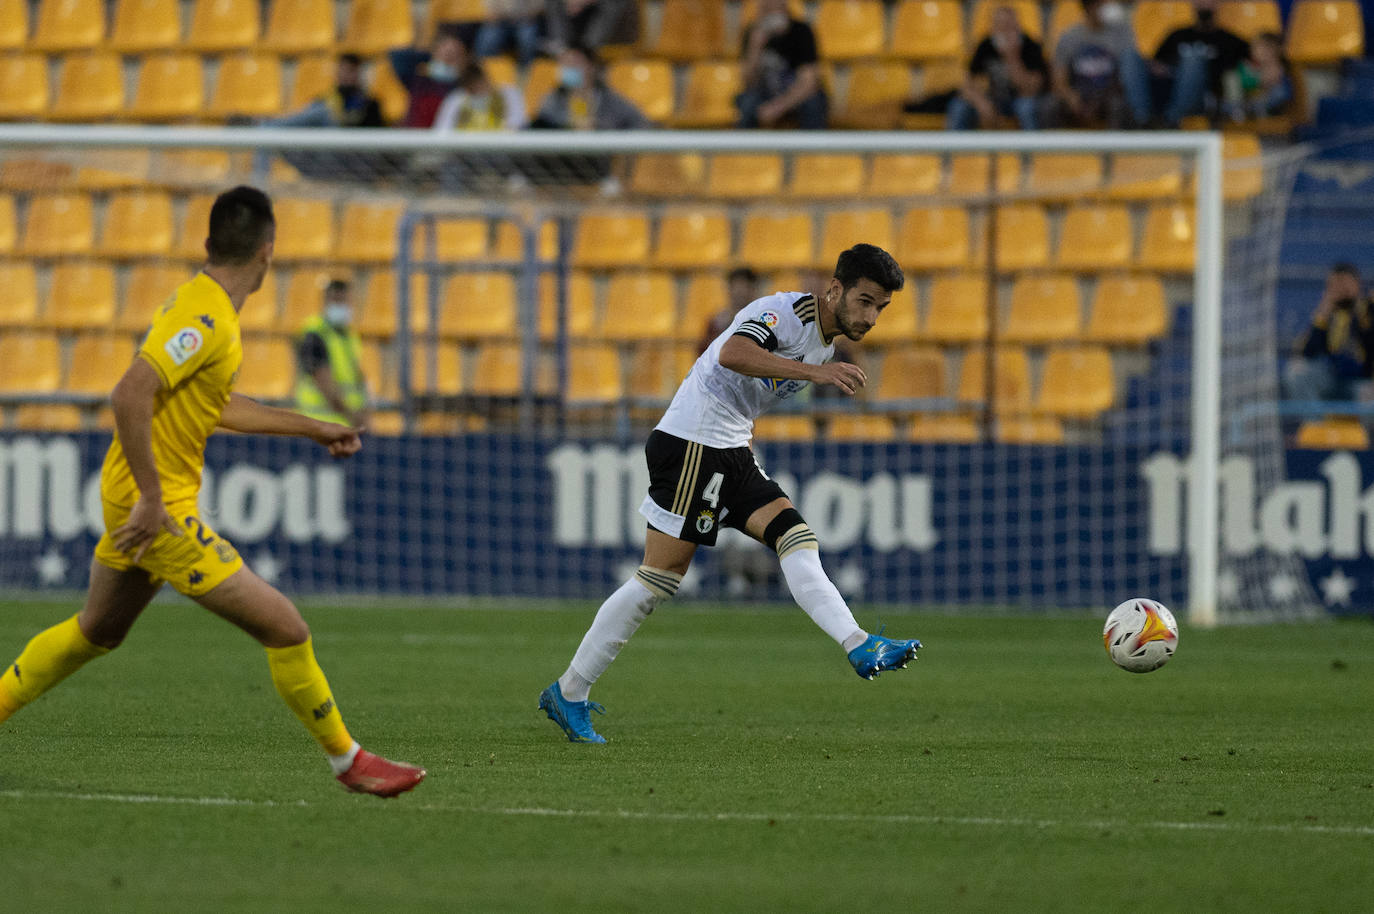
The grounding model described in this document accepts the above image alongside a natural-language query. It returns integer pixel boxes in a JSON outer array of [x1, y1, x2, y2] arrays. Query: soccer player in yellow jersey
[[0, 187, 424, 798]]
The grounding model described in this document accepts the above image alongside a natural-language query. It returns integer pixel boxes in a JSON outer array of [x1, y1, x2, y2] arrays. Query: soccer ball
[[1102, 598, 1178, 673]]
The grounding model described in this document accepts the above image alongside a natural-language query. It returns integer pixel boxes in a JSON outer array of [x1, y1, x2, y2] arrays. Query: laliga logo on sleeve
[[759, 310, 780, 328], [164, 327, 204, 365]]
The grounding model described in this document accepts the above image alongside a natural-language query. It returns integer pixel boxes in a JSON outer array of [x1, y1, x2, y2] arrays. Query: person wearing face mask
[[295, 279, 371, 428], [1151, 0, 1250, 127], [1050, 0, 1151, 127], [433, 64, 527, 132], [1284, 264, 1374, 402], [530, 44, 652, 129], [947, 5, 1051, 130], [735, 0, 828, 129], [389, 28, 469, 128]]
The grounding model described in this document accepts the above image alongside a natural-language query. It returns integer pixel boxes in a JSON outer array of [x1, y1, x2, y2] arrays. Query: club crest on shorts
[[696, 508, 715, 534]]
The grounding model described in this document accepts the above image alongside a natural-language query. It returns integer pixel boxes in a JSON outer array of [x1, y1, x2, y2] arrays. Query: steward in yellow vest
[[295, 280, 369, 427]]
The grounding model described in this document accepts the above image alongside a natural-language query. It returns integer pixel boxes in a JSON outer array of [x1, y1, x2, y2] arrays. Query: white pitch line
[[2, 789, 1372, 838]]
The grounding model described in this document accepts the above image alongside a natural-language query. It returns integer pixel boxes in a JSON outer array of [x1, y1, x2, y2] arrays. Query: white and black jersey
[[656, 291, 834, 449]]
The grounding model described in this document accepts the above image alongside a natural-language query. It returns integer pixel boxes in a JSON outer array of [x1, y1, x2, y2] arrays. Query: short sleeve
[[733, 295, 810, 355], [138, 309, 226, 390]]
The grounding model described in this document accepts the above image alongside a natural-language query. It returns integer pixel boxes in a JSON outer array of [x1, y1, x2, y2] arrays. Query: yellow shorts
[[94, 499, 243, 597]]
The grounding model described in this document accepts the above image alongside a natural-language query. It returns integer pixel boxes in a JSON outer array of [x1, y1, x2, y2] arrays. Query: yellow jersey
[[100, 272, 243, 508]]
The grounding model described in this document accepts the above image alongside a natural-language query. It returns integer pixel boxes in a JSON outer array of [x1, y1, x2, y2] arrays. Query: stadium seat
[[875, 348, 945, 400], [1138, 203, 1195, 271], [263, 0, 335, 53], [119, 264, 194, 331], [31, 0, 104, 51], [969, 0, 1044, 41], [1085, 275, 1169, 344], [272, 198, 336, 260], [0, 195, 13, 253], [1294, 417, 1370, 449], [653, 208, 732, 269], [492, 219, 558, 262], [864, 154, 941, 198], [413, 218, 489, 262], [369, 50, 412, 123], [678, 273, 726, 340], [1048, 0, 1086, 43], [627, 344, 697, 400], [439, 272, 518, 338], [1216, 0, 1281, 40], [908, 413, 980, 442], [0, 263, 39, 326], [888, 0, 964, 59], [652, 0, 726, 59], [45, 262, 116, 330], [522, 58, 560, 119], [50, 52, 125, 122], [186, 0, 260, 51], [899, 207, 972, 269], [957, 347, 1033, 413], [571, 209, 651, 267], [837, 61, 912, 129], [1134, 1, 1196, 55], [128, 54, 206, 121], [947, 154, 1022, 196], [996, 415, 1065, 444], [287, 54, 335, 111], [279, 268, 336, 332], [863, 285, 920, 344], [738, 211, 815, 269], [342, 0, 414, 56], [1026, 153, 1103, 199], [12, 404, 86, 431], [358, 271, 430, 337], [1287, 1, 1364, 63], [706, 154, 784, 198], [110, 0, 182, 52], [99, 191, 175, 257], [67, 334, 137, 396], [1003, 274, 1083, 343], [209, 53, 285, 119], [1036, 346, 1114, 417], [336, 201, 404, 263], [752, 414, 815, 440], [1223, 132, 1263, 202], [1106, 153, 1185, 199], [423, 0, 489, 42], [924, 274, 989, 342], [0, 332, 61, 393], [994, 204, 1050, 270], [0, 55, 50, 120], [566, 343, 623, 404], [788, 154, 866, 199], [467, 342, 522, 396], [601, 272, 679, 340], [409, 342, 463, 396], [826, 414, 898, 441], [816, 0, 887, 60], [72, 150, 152, 193], [605, 60, 675, 124], [538, 271, 596, 339], [0, 3, 27, 50], [629, 154, 708, 197], [158, 149, 232, 187], [21, 193, 94, 256], [673, 61, 742, 128], [818, 208, 895, 267], [235, 338, 295, 399], [237, 270, 278, 333], [1056, 204, 1133, 270], [173, 194, 215, 260]]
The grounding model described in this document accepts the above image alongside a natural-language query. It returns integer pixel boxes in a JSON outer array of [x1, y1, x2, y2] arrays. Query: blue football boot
[[847, 627, 922, 680], [538, 681, 607, 744]]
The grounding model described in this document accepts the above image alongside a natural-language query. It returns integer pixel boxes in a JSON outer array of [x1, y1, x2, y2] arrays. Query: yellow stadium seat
[[0, 55, 50, 120], [957, 347, 1032, 413], [969, 0, 1044, 41], [627, 344, 697, 400], [187, 0, 260, 51], [629, 154, 707, 197], [827, 414, 898, 441], [100, 191, 175, 257], [423, 0, 489, 42], [264, 0, 335, 53], [571, 210, 651, 267], [738, 212, 815, 269], [889, 0, 964, 59], [1048, 0, 1086, 43], [1223, 132, 1264, 202], [992, 204, 1049, 271], [413, 218, 488, 262], [788, 154, 866, 199], [439, 272, 518, 338], [1056, 204, 1133, 270], [1133, 1, 1195, 55], [864, 285, 919, 344], [235, 338, 295, 399], [1138, 203, 1195, 271], [739, 0, 807, 23], [1287, 1, 1364, 62], [73, 150, 152, 193], [605, 60, 674, 124], [673, 61, 742, 128], [1085, 275, 1169, 344], [336, 201, 404, 263], [272, 198, 336, 260], [876, 348, 945, 400], [947, 153, 1022, 196], [67, 334, 138, 396], [230, 270, 276, 333], [865, 154, 941, 198], [128, 54, 206, 121], [908, 414, 979, 442], [924, 274, 989, 342], [12, 404, 85, 431], [0, 263, 38, 326], [1295, 417, 1370, 449], [538, 271, 596, 339], [679, 272, 727, 331], [1106, 153, 1185, 199], [492, 219, 558, 262], [1003, 274, 1082, 343], [50, 52, 125, 122], [369, 51, 411, 123], [819, 208, 895, 267], [654, 208, 732, 270], [32, 0, 104, 51], [997, 415, 1065, 444], [837, 61, 912, 129], [1217, 0, 1281, 40], [566, 343, 623, 403], [653, 0, 727, 59], [174, 194, 215, 260], [601, 272, 678, 340], [158, 149, 232, 187], [0, 3, 27, 50], [1026, 153, 1103, 199], [45, 262, 116, 330], [706, 154, 784, 198], [22, 193, 94, 256], [358, 271, 429, 337], [816, 0, 887, 59], [119, 264, 193, 332], [279, 268, 336, 332], [1036, 346, 1114, 417], [342, 0, 414, 56], [210, 53, 284, 119], [467, 342, 521, 396], [110, 0, 182, 52], [899, 207, 972, 270], [522, 58, 559, 119], [0, 195, 13, 253], [752, 414, 815, 440], [0, 332, 61, 393], [287, 54, 335, 111], [409, 342, 463, 396]]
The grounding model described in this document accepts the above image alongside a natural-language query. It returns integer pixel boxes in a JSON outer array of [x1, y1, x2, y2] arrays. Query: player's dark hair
[[338, 52, 363, 68], [1331, 262, 1360, 280], [207, 186, 274, 265], [727, 266, 759, 286], [326, 279, 350, 297], [834, 243, 904, 293]]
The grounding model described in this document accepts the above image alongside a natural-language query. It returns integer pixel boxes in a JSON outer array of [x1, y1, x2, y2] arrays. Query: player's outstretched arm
[[718, 337, 867, 394], [219, 393, 362, 458]]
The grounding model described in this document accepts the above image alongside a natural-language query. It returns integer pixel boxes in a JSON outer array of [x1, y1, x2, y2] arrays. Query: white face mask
[[324, 303, 352, 327], [1098, 2, 1127, 25]]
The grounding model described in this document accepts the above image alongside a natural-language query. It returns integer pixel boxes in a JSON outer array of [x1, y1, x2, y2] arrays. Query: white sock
[[328, 740, 361, 776], [559, 567, 681, 701], [779, 548, 866, 648]]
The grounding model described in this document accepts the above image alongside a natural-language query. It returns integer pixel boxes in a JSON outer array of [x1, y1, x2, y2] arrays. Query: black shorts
[[639, 430, 788, 547]]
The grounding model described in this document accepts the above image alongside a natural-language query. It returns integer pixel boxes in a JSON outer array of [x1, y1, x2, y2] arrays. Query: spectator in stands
[[295, 280, 371, 429], [947, 6, 1051, 130], [1150, 0, 1250, 127], [735, 0, 828, 130], [434, 64, 527, 131], [474, 1, 543, 66], [389, 28, 469, 128], [542, 0, 639, 55], [1050, 0, 1151, 128], [1225, 32, 1294, 122], [698, 267, 761, 354], [1284, 263, 1374, 401], [530, 44, 652, 129], [266, 54, 385, 128]]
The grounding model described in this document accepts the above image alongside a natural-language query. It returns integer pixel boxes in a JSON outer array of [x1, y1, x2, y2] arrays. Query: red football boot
[[336, 749, 426, 798]]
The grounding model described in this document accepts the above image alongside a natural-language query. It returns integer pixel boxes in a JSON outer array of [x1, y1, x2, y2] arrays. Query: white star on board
[[1267, 573, 1299, 603], [1319, 568, 1356, 607], [252, 550, 282, 585], [33, 548, 69, 586], [834, 563, 865, 599], [1216, 567, 1240, 603]]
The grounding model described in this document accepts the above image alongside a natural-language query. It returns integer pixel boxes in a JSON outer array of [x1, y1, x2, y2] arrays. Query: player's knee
[[763, 508, 819, 559], [634, 565, 684, 602]]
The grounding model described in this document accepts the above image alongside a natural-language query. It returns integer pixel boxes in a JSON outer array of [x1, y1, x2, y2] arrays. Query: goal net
[[0, 125, 1316, 622]]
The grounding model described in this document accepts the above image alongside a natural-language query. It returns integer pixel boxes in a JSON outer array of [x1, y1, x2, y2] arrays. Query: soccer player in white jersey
[[539, 243, 921, 743]]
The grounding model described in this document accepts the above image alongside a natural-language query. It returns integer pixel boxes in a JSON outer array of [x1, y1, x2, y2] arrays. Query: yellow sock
[[264, 638, 354, 756], [0, 614, 110, 724]]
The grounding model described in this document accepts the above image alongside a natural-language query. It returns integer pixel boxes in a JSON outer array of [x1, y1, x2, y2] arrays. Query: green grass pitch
[[1, 597, 1372, 912]]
